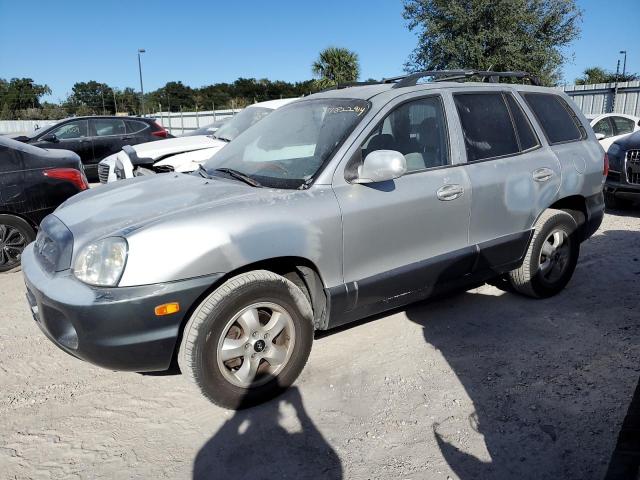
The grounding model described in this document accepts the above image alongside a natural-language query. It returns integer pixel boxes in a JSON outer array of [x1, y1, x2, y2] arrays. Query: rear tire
[[0, 215, 35, 273], [178, 270, 314, 409], [509, 209, 579, 298]]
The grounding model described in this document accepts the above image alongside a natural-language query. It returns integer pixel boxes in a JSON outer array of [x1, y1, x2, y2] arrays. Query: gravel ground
[[1, 210, 639, 480]]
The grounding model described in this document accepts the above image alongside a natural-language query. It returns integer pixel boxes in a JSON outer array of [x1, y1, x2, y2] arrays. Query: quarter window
[[50, 120, 88, 140], [522, 93, 584, 144], [611, 116, 635, 135], [453, 93, 519, 162], [360, 96, 449, 172], [93, 119, 126, 136]]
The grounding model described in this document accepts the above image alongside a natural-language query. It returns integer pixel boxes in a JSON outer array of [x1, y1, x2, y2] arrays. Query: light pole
[[137, 48, 146, 116], [620, 50, 627, 78]]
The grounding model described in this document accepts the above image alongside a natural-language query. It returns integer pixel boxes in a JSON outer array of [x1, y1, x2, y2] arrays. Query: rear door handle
[[437, 184, 464, 201], [533, 167, 554, 182], [121, 135, 133, 140]]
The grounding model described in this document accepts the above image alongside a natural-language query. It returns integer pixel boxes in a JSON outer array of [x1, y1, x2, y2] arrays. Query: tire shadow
[[193, 386, 342, 479]]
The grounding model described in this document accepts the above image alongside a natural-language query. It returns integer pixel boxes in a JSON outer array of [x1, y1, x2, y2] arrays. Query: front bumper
[[22, 244, 221, 372], [605, 176, 640, 201]]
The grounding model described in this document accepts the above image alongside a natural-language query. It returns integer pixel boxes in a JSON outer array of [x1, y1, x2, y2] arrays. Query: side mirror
[[595, 133, 606, 141], [42, 133, 58, 143], [353, 150, 407, 184]]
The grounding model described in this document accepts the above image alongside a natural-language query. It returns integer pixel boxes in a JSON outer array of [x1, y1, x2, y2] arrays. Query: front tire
[[0, 215, 35, 273], [509, 209, 579, 298], [178, 270, 314, 409]]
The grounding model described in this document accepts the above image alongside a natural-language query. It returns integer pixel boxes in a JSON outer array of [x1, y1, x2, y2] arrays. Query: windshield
[[185, 118, 230, 137], [203, 98, 370, 189], [213, 106, 273, 142]]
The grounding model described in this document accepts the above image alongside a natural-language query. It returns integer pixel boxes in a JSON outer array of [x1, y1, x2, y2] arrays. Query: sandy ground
[[1, 210, 639, 480]]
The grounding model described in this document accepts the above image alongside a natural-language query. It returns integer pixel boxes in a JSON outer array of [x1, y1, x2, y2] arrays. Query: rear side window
[[125, 120, 148, 134], [93, 119, 126, 136], [454, 93, 519, 161], [504, 94, 539, 151], [522, 93, 584, 144]]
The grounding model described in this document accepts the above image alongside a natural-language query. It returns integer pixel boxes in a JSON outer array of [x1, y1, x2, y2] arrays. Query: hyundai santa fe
[[22, 70, 606, 409]]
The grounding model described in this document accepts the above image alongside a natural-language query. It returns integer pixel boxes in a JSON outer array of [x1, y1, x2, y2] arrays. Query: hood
[[132, 135, 225, 160], [154, 144, 226, 172], [54, 173, 258, 243]]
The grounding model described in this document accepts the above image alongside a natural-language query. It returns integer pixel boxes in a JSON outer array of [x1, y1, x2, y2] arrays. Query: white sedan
[[98, 98, 297, 183], [588, 113, 640, 152]]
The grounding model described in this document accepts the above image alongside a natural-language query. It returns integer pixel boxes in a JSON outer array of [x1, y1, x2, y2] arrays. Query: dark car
[[604, 130, 640, 208], [13, 116, 171, 181], [0, 137, 88, 272]]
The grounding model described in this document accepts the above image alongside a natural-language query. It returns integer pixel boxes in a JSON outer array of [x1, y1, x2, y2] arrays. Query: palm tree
[[312, 47, 360, 87]]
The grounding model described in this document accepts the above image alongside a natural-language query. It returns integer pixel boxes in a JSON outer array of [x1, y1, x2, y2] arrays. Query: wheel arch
[[169, 256, 328, 370], [0, 210, 39, 233], [546, 195, 588, 240]]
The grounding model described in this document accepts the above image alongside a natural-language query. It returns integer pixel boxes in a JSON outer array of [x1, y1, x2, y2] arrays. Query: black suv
[[605, 130, 640, 208], [13, 116, 171, 181]]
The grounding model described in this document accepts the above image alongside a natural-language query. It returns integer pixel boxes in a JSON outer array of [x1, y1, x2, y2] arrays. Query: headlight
[[73, 237, 128, 286]]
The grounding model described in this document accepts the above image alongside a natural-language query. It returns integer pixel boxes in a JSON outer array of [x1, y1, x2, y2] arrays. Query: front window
[[50, 120, 88, 140], [204, 99, 370, 189], [213, 107, 273, 142]]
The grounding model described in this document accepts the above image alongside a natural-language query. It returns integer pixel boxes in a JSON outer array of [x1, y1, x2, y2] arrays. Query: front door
[[332, 94, 473, 322], [34, 119, 93, 165]]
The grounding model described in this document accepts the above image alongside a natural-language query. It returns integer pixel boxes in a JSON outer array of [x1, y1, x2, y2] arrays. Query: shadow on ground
[[403, 229, 640, 479], [193, 387, 342, 479]]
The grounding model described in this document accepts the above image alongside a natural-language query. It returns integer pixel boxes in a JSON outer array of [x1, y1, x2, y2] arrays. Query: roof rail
[[383, 70, 541, 88], [317, 80, 384, 93]]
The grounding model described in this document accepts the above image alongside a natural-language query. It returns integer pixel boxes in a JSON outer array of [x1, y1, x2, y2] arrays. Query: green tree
[[312, 47, 360, 87], [402, 0, 582, 86], [66, 81, 115, 115], [147, 81, 195, 112], [0, 78, 51, 118], [575, 66, 639, 85]]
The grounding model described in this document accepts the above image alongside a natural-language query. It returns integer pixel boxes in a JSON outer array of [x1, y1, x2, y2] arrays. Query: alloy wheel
[[0, 224, 27, 268], [538, 229, 570, 284], [216, 302, 296, 388]]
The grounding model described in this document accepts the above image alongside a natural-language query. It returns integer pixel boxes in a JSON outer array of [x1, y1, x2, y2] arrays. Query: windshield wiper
[[213, 135, 231, 142], [212, 168, 262, 187], [197, 164, 213, 179]]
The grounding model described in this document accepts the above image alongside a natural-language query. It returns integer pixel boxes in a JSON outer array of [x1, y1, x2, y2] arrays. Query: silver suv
[[23, 71, 606, 409]]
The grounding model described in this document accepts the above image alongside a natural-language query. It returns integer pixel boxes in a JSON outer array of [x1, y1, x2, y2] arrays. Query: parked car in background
[[12, 116, 170, 181], [98, 98, 297, 183], [0, 137, 88, 272], [22, 71, 605, 409], [604, 130, 640, 208], [588, 113, 640, 152], [182, 117, 231, 136]]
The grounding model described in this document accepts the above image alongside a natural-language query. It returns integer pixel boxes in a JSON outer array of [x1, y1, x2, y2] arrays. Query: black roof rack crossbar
[[383, 70, 541, 88]]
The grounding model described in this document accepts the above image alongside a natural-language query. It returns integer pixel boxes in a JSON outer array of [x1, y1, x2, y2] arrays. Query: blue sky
[[0, 0, 638, 102]]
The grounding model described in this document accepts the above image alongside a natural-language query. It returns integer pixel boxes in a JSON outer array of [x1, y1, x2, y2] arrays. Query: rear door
[[90, 118, 128, 162], [0, 144, 24, 208], [452, 90, 561, 270]]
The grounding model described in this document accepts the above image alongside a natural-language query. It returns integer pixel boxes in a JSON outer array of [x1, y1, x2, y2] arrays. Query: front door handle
[[437, 184, 464, 201], [533, 167, 555, 182]]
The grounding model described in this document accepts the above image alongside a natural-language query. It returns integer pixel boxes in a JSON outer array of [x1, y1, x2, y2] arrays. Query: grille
[[626, 150, 640, 185], [98, 163, 110, 184]]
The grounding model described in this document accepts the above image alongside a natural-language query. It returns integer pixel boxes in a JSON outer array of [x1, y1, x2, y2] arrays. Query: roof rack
[[383, 70, 541, 88], [317, 80, 383, 93]]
